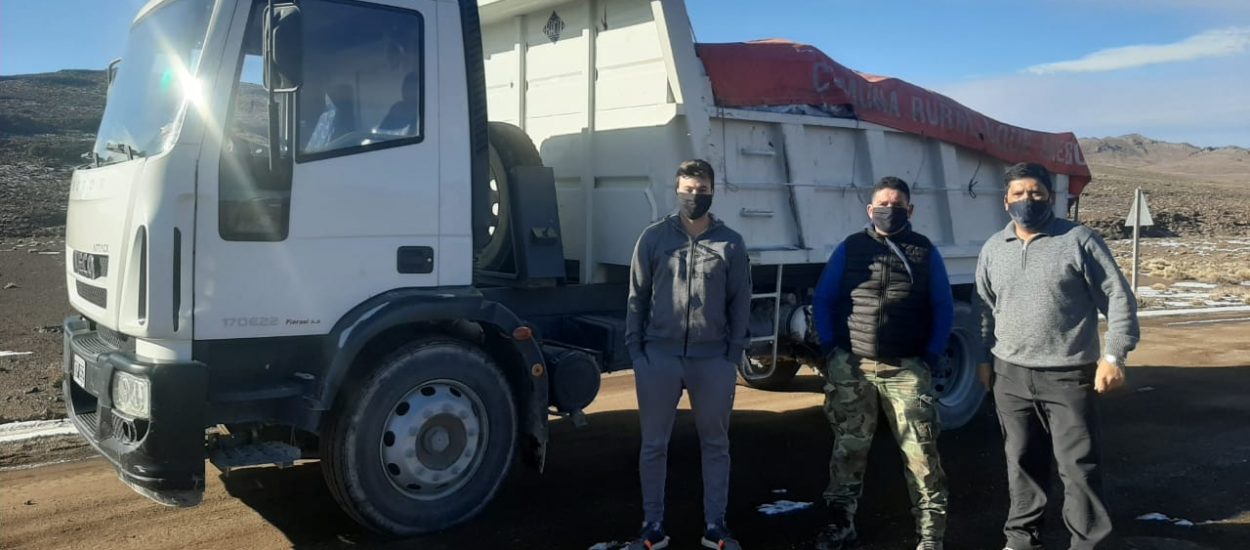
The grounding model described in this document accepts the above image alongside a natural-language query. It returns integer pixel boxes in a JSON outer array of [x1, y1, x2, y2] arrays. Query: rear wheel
[[736, 355, 802, 390], [932, 301, 986, 429], [321, 338, 517, 535]]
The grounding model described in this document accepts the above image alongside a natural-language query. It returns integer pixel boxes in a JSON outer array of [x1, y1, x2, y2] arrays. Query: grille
[[76, 411, 100, 438], [97, 326, 134, 352], [76, 280, 107, 308], [73, 332, 116, 356]]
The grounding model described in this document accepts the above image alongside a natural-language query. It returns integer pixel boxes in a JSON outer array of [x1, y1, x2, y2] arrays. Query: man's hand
[[1094, 359, 1126, 394], [978, 362, 993, 390]]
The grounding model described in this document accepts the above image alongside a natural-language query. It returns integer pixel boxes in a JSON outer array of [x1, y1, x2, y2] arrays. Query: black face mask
[[677, 192, 713, 220], [870, 206, 910, 235], [1006, 199, 1054, 231]]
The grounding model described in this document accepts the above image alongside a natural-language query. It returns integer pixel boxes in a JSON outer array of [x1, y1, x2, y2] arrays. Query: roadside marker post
[[1126, 187, 1154, 292]]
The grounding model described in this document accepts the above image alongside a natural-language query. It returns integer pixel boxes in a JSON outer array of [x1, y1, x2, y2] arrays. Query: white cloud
[[1025, 27, 1250, 74], [933, 67, 1250, 147]]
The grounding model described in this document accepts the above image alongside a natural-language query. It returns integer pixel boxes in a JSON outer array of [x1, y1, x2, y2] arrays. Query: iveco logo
[[73, 250, 106, 279]]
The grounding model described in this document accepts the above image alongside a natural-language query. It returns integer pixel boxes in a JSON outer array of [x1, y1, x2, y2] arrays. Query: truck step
[[209, 441, 301, 472]]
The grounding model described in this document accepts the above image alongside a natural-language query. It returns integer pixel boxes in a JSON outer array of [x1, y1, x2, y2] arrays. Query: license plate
[[73, 355, 86, 388]]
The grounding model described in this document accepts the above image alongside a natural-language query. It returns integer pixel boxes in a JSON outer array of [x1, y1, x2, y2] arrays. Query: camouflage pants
[[822, 349, 948, 541]]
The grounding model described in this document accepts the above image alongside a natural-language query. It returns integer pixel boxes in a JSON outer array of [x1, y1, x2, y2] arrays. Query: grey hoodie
[[626, 214, 752, 363]]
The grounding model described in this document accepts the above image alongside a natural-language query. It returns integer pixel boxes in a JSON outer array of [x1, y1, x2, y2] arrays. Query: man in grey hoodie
[[623, 159, 752, 550], [976, 162, 1140, 550]]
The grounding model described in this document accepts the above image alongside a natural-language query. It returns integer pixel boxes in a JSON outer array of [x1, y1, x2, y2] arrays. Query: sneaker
[[701, 521, 742, 549], [625, 522, 669, 550], [813, 513, 857, 550]]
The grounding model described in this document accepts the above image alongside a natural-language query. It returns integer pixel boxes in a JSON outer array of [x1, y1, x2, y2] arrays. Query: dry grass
[[1212, 286, 1250, 305], [1134, 258, 1250, 284]]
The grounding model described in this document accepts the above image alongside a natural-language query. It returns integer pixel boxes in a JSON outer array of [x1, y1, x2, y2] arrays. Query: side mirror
[[263, 1, 302, 93], [106, 58, 122, 89]]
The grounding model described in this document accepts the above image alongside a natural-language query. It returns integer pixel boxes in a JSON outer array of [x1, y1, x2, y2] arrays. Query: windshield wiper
[[78, 150, 100, 169], [104, 141, 146, 161]]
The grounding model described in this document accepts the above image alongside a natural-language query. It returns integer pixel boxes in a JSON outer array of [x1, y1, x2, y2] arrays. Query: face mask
[[677, 192, 713, 220], [1006, 199, 1054, 230], [870, 206, 910, 235]]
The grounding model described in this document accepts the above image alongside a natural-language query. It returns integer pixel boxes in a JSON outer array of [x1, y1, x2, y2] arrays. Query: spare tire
[[478, 122, 543, 272]]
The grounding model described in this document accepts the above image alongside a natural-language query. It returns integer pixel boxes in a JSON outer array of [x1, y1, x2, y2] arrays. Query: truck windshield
[[92, 0, 215, 166]]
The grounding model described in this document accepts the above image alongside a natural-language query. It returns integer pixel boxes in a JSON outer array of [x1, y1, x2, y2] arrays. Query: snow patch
[[757, 500, 813, 516], [0, 419, 79, 443], [1136, 512, 1195, 527], [1136, 305, 1250, 318], [1172, 282, 1218, 289]]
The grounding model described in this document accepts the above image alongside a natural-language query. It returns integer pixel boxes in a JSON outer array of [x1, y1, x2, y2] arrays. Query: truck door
[[195, 0, 441, 341]]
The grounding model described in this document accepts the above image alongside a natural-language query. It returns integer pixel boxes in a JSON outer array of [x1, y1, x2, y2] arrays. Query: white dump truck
[[62, 0, 1091, 535]]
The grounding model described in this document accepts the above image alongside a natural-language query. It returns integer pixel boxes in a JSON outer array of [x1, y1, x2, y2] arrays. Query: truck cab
[[65, 0, 557, 533]]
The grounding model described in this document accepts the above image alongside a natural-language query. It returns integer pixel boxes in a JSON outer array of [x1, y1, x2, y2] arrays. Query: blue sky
[[2, 0, 1248, 146]]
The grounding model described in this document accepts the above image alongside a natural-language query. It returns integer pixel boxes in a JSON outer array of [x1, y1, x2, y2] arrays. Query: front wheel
[[320, 338, 517, 536], [932, 301, 987, 430]]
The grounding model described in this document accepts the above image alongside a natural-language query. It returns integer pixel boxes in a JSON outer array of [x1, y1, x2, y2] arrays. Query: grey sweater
[[626, 215, 752, 363], [975, 217, 1140, 368]]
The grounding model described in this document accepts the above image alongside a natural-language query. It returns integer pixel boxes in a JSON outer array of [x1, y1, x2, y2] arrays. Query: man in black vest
[[811, 177, 955, 550]]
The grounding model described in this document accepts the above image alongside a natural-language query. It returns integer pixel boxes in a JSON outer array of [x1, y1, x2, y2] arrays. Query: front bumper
[[62, 316, 208, 506]]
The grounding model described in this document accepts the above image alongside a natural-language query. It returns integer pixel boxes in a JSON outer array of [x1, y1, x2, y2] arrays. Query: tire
[[932, 301, 986, 430], [736, 355, 803, 390], [478, 122, 543, 272], [320, 337, 517, 536]]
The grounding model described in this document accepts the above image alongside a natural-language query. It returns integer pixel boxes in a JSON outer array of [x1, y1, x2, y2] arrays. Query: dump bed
[[477, 0, 1088, 284]]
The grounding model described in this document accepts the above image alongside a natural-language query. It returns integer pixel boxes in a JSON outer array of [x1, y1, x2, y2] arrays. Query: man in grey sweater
[[976, 162, 1140, 550], [623, 159, 752, 550]]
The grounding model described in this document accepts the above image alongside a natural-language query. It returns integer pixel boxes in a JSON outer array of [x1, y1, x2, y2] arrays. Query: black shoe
[[701, 521, 742, 549], [813, 510, 857, 550], [625, 522, 669, 550]]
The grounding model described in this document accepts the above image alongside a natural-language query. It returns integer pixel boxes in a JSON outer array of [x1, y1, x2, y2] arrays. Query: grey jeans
[[634, 350, 738, 525]]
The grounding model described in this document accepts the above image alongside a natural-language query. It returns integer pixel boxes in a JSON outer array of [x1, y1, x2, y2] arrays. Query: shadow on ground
[[221, 367, 1250, 549]]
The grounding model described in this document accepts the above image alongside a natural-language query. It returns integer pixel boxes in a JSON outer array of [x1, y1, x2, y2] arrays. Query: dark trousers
[[993, 358, 1112, 550]]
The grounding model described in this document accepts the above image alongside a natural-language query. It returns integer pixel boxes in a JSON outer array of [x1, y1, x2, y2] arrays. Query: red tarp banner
[[696, 40, 1091, 195]]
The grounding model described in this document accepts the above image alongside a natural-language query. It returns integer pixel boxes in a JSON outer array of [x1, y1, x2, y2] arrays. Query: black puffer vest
[[836, 227, 934, 359]]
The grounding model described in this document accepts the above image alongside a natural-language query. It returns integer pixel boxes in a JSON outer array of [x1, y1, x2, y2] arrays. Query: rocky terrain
[[0, 70, 104, 239]]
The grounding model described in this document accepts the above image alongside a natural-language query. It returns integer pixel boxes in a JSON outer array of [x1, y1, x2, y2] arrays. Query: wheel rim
[[487, 176, 500, 237], [379, 379, 489, 500], [477, 149, 512, 268], [935, 331, 972, 406], [739, 356, 777, 381]]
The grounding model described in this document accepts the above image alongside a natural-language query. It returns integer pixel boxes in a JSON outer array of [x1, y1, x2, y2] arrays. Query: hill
[[0, 70, 106, 238], [1077, 135, 1250, 239]]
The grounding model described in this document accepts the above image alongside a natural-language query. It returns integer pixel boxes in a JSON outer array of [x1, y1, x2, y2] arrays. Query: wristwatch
[[1103, 354, 1125, 369]]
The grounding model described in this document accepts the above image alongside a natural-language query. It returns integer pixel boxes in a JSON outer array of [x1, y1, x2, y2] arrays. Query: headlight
[[112, 371, 151, 419]]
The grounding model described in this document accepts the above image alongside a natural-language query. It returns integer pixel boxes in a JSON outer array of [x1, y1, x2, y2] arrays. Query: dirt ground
[[2, 315, 1249, 550], [0, 236, 71, 424]]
